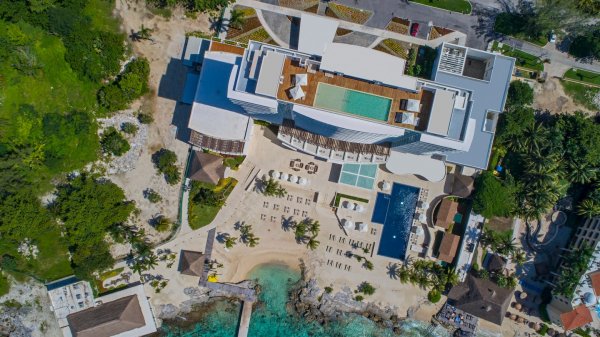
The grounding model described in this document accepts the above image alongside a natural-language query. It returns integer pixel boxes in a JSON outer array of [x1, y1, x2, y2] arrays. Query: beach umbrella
[[355, 204, 365, 213], [382, 181, 391, 191], [510, 314, 517, 320], [289, 175, 298, 183], [415, 226, 425, 236], [343, 219, 353, 230], [290, 85, 305, 100], [262, 174, 269, 180], [419, 213, 427, 223], [547, 328, 555, 336], [343, 201, 351, 209], [280, 172, 289, 180], [517, 317, 525, 323], [358, 222, 368, 232], [515, 303, 522, 310], [421, 201, 430, 210], [294, 73, 308, 86], [519, 292, 528, 300], [270, 170, 280, 178], [533, 323, 540, 331], [299, 177, 308, 185]]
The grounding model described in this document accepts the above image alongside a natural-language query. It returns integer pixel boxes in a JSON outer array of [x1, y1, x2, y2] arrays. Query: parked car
[[549, 31, 557, 43], [410, 23, 420, 37]]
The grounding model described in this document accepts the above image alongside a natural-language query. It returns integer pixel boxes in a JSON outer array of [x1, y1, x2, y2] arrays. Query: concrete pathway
[[178, 178, 192, 235], [236, 0, 467, 47], [219, 6, 233, 40], [237, 301, 254, 337]]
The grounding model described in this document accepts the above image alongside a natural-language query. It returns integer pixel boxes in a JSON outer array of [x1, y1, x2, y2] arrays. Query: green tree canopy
[[52, 175, 134, 278], [473, 171, 517, 218], [506, 81, 534, 109]]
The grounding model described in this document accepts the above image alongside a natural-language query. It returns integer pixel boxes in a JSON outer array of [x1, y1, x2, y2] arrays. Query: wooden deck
[[276, 58, 425, 129], [210, 41, 246, 55]]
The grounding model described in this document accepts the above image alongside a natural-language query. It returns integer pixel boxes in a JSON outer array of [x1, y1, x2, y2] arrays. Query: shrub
[[145, 189, 162, 203], [358, 282, 376, 295], [98, 58, 151, 112], [0, 273, 10, 297], [100, 127, 130, 156], [506, 81, 534, 108], [354, 295, 364, 301], [137, 113, 154, 124], [428, 289, 441, 303], [539, 323, 549, 335], [223, 156, 245, 170], [155, 217, 172, 232], [121, 122, 139, 135], [152, 149, 180, 185], [324, 286, 333, 294], [472, 171, 517, 218]]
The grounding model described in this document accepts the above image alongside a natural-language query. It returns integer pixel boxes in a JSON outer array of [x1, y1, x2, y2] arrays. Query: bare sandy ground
[[108, 1, 213, 246], [532, 62, 594, 115]]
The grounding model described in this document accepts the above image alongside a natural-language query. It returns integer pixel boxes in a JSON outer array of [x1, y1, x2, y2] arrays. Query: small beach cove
[[155, 263, 450, 337]]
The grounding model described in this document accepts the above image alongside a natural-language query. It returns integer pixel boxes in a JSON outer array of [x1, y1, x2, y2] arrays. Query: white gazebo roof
[[270, 170, 280, 178], [299, 177, 308, 185], [289, 175, 298, 183], [298, 13, 338, 56], [385, 151, 446, 182], [290, 85, 305, 100], [355, 204, 365, 212], [280, 172, 289, 180]]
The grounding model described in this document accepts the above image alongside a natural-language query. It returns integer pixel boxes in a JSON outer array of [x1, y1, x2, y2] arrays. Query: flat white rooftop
[[320, 43, 419, 91], [426, 89, 456, 136], [298, 13, 338, 56], [255, 51, 286, 97]]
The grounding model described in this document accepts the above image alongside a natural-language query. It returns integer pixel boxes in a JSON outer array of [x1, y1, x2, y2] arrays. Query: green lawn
[[188, 178, 237, 230], [493, 13, 547, 46], [561, 81, 600, 111], [491, 42, 544, 72], [564, 68, 600, 86], [0, 273, 10, 297], [410, 0, 472, 14]]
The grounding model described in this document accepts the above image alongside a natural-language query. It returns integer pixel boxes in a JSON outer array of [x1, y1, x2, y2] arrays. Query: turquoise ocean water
[[160, 264, 449, 337]]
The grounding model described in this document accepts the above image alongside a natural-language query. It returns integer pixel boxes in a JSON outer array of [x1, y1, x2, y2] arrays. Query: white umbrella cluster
[[343, 219, 354, 230]]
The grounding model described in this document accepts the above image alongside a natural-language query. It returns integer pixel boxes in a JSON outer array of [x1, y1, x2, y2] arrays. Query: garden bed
[[429, 26, 454, 40], [189, 178, 238, 230], [564, 68, 600, 86], [374, 39, 410, 59], [385, 17, 410, 35], [279, 0, 319, 10], [410, 0, 471, 14], [326, 3, 372, 24], [491, 42, 544, 72], [227, 6, 274, 44]]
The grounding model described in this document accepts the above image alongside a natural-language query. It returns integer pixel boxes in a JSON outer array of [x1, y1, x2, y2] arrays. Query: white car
[[549, 32, 557, 43]]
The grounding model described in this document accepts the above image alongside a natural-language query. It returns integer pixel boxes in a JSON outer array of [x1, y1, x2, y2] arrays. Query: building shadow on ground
[[158, 57, 194, 143]]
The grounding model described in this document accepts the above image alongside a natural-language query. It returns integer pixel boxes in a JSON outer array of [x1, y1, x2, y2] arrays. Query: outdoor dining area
[[437, 303, 479, 334], [342, 218, 369, 233], [270, 169, 309, 186], [289, 158, 319, 174]]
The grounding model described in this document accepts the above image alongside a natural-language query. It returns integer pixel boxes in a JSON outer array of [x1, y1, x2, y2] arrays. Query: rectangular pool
[[314, 83, 392, 122], [372, 183, 420, 260], [338, 163, 378, 190]]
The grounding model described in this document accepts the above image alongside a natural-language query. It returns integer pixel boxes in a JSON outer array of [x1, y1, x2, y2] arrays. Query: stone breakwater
[[288, 278, 404, 335]]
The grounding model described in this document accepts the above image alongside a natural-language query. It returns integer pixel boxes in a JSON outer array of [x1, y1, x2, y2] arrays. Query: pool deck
[[276, 58, 426, 130]]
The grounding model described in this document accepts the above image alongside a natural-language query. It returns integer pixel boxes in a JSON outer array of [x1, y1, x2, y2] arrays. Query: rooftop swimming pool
[[314, 83, 392, 122], [372, 183, 420, 260], [338, 163, 378, 189]]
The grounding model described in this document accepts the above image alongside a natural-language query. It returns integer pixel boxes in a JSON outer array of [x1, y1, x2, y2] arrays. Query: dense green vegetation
[[0, 0, 151, 286], [100, 127, 131, 156], [395, 260, 459, 292], [52, 175, 135, 279], [409, 0, 471, 14], [473, 171, 517, 218], [561, 81, 600, 111], [553, 244, 594, 297], [487, 81, 600, 221], [98, 58, 151, 111], [569, 25, 600, 60], [152, 149, 181, 185], [146, 0, 232, 13]]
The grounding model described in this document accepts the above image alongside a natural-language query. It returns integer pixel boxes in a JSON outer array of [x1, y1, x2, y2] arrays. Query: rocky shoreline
[[288, 278, 404, 335]]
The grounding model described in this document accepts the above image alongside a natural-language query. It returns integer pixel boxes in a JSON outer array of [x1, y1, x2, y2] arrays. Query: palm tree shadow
[[281, 216, 295, 232], [216, 232, 230, 243], [387, 263, 399, 280]]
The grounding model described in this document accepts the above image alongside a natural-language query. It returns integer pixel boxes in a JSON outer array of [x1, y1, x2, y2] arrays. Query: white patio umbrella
[[415, 226, 425, 236], [421, 201, 430, 210], [289, 175, 298, 183], [343, 201, 351, 209], [294, 73, 308, 86], [358, 222, 368, 232], [298, 177, 308, 185], [382, 181, 391, 191], [418, 213, 427, 223], [290, 84, 305, 100], [401, 112, 415, 124], [355, 204, 365, 213], [280, 172, 289, 180], [343, 219, 353, 230], [270, 170, 280, 179]]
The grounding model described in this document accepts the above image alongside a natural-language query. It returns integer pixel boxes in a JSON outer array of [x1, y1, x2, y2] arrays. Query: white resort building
[[181, 13, 514, 183]]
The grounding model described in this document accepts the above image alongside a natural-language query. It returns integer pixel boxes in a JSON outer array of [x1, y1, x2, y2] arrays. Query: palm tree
[[306, 236, 320, 250], [567, 160, 597, 184], [512, 249, 527, 266], [396, 265, 410, 283], [577, 199, 600, 218], [263, 178, 287, 197], [363, 260, 374, 271], [228, 9, 246, 30], [224, 236, 238, 249], [139, 24, 153, 40], [441, 267, 459, 287], [294, 222, 307, 242], [144, 253, 159, 271], [309, 220, 320, 237], [498, 236, 516, 256], [520, 122, 548, 153], [131, 259, 145, 278], [247, 234, 260, 247]]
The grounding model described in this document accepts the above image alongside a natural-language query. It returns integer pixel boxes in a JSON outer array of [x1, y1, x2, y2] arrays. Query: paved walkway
[[179, 178, 192, 235], [237, 0, 467, 48], [237, 301, 254, 337]]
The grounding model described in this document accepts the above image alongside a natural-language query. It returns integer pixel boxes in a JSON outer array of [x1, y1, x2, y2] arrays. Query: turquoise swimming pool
[[314, 83, 392, 122]]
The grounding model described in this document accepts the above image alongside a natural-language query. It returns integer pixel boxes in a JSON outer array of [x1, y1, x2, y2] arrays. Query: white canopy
[[421, 201, 430, 210], [294, 73, 308, 86], [299, 177, 308, 185], [358, 222, 368, 233], [401, 112, 415, 125], [355, 204, 365, 213], [418, 213, 427, 223], [290, 85, 305, 100], [415, 226, 425, 236], [382, 181, 391, 191], [289, 175, 298, 183], [280, 172, 289, 180], [270, 170, 280, 178], [343, 219, 354, 230]]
